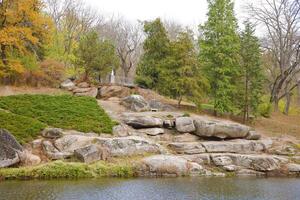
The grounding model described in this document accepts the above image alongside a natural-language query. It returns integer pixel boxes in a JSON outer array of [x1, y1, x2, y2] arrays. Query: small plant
[[182, 112, 190, 117], [258, 102, 272, 118]]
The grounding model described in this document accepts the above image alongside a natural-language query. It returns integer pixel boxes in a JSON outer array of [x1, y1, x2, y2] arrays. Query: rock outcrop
[[41, 128, 63, 139], [124, 116, 163, 128], [121, 95, 150, 112], [193, 117, 252, 139], [74, 145, 108, 163], [60, 79, 75, 90], [175, 117, 196, 133], [139, 155, 203, 177], [168, 142, 206, 154]]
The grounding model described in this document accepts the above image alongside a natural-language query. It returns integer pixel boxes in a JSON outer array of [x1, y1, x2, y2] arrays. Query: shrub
[[38, 59, 66, 87], [258, 102, 272, 118]]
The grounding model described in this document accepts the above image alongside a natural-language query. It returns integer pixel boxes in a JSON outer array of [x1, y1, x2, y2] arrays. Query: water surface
[[0, 177, 299, 200]]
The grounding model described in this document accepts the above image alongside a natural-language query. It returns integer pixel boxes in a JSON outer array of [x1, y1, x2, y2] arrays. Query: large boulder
[[173, 133, 200, 143], [18, 150, 41, 166], [99, 85, 131, 100], [41, 128, 63, 139], [112, 124, 133, 137], [139, 155, 203, 177], [137, 128, 164, 136], [77, 82, 90, 88], [0, 129, 22, 168], [287, 163, 300, 173], [60, 79, 75, 90], [124, 116, 163, 128], [168, 142, 206, 154], [121, 95, 150, 112], [200, 140, 267, 154], [193, 117, 251, 139], [42, 140, 72, 160], [175, 117, 196, 133], [74, 145, 109, 163], [74, 87, 98, 98]]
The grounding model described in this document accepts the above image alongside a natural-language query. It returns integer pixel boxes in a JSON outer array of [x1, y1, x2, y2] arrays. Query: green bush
[[0, 111, 46, 144], [258, 102, 272, 118], [0, 94, 116, 143]]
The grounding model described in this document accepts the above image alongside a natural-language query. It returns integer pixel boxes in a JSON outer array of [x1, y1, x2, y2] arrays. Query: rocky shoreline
[[1, 91, 300, 180]]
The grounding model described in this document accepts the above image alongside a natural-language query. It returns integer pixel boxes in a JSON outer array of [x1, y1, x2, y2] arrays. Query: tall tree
[[159, 31, 209, 106], [0, 0, 52, 81], [135, 18, 170, 89], [239, 21, 264, 122], [199, 0, 241, 115], [247, 0, 300, 114], [74, 31, 119, 81]]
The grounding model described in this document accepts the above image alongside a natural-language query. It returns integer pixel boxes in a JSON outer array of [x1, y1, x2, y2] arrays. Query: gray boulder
[[42, 140, 72, 160], [74, 87, 98, 98], [60, 79, 75, 90], [139, 155, 203, 177], [124, 116, 163, 128], [173, 133, 200, 142], [18, 150, 41, 166], [77, 82, 90, 88], [137, 128, 164, 136], [287, 163, 300, 173], [168, 142, 206, 154], [0, 129, 23, 168], [41, 128, 63, 139], [121, 95, 150, 112], [74, 145, 108, 163], [112, 124, 133, 137], [246, 131, 261, 140], [193, 117, 251, 139], [175, 117, 196, 133]]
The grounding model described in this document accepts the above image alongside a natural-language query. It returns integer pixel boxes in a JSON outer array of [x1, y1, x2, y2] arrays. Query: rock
[[112, 124, 133, 137], [163, 120, 175, 129], [175, 117, 196, 133], [181, 154, 211, 165], [271, 145, 297, 156], [0, 129, 23, 151], [93, 136, 165, 156], [246, 131, 261, 140], [0, 129, 22, 168], [42, 140, 72, 160], [148, 99, 174, 111], [193, 117, 251, 139], [121, 95, 150, 112], [99, 85, 131, 100], [200, 140, 266, 153], [74, 87, 98, 98], [31, 139, 43, 149], [41, 128, 63, 139], [211, 153, 286, 172], [137, 128, 164, 136], [77, 82, 90, 88], [223, 165, 238, 172], [0, 142, 20, 168], [139, 155, 203, 177], [211, 155, 233, 166], [18, 150, 41, 166], [73, 87, 92, 93], [74, 145, 107, 163], [124, 116, 163, 128], [287, 163, 300, 173], [173, 133, 200, 143], [55, 134, 165, 157], [60, 79, 75, 90], [168, 142, 206, 154], [237, 169, 266, 176]]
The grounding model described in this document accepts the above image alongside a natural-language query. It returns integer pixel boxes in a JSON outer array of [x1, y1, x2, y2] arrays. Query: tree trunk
[[284, 86, 291, 115], [297, 81, 300, 106], [177, 96, 182, 108], [243, 73, 249, 124], [274, 96, 279, 112], [1, 45, 7, 66]]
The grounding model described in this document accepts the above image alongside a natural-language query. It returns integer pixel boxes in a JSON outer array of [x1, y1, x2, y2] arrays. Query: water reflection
[[0, 177, 299, 200]]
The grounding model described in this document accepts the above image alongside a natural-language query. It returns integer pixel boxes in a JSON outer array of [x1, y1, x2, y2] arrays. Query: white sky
[[83, 0, 259, 32]]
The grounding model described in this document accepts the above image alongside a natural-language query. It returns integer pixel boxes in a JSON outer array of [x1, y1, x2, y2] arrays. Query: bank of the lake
[[0, 177, 300, 200]]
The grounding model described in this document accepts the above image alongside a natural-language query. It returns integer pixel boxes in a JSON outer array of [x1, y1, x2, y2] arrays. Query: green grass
[[0, 160, 134, 180], [0, 94, 116, 143]]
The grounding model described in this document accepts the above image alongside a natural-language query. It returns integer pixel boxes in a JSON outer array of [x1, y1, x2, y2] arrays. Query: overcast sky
[[83, 0, 261, 33]]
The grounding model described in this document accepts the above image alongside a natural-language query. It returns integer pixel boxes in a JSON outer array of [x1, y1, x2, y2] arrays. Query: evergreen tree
[[239, 21, 264, 122], [199, 0, 241, 115], [159, 31, 209, 106], [135, 18, 170, 89], [75, 31, 119, 81]]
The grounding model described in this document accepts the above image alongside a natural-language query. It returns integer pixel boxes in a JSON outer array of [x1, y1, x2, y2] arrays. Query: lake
[[0, 177, 299, 200]]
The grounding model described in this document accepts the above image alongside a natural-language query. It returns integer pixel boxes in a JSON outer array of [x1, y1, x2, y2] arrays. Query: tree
[[159, 31, 209, 106], [199, 0, 241, 115], [239, 21, 264, 122], [0, 0, 52, 81], [247, 0, 300, 114], [135, 18, 171, 89], [74, 31, 119, 81]]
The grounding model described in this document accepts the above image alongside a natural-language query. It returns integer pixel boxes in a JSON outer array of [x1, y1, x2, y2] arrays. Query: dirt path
[[0, 86, 69, 96]]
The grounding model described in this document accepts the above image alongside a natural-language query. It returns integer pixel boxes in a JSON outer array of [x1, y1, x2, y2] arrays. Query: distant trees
[[199, 0, 241, 115], [0, 0, 52, 84], [74, 31, 119, 81], [247, 0, 300, 114], [239, 21, 264, 122]]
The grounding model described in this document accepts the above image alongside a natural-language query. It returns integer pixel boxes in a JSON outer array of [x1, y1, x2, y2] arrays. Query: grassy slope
[[0, 94, 116, 143]]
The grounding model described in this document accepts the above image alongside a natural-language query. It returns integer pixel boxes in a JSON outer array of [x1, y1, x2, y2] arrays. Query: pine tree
[[239, 21, 264, 122], [159, 31, 209, 106], [199, 0, 241, 115], [135, 18, 170, 89]]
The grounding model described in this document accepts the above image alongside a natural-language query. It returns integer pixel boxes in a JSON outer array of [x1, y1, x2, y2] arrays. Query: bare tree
[[163, 19, 184, 41], [97, 16, 143, 80], [248, 0, 300, 114]]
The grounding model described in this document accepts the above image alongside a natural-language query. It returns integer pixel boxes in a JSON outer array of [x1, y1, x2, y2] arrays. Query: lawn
[[0, 94, 116, 143]]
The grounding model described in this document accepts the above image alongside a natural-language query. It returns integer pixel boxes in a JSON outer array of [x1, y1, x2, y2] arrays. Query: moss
[[0, 160, 135, 180], [0, 94, 117, 143]]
